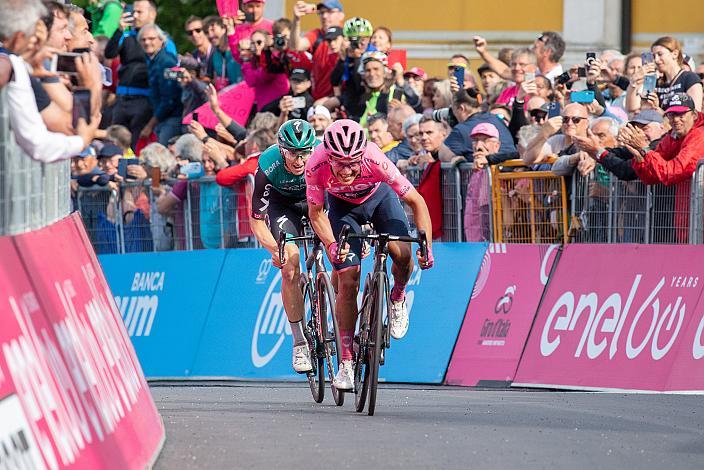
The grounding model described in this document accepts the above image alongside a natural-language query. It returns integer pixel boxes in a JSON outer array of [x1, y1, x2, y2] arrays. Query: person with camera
[[355, 51, 420, 126], [523, 102, 590, 166], [226, 0, 273, 63], [138, 24, 182, 145], [1, 0, 101, 162], [263, 18, 312, 79], [291, 1, 345, 100], [443, 88, 516, 160], [105, 0, 176, 148]]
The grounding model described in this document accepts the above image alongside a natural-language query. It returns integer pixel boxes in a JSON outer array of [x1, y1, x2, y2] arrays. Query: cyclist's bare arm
[[308, 201, 335, 247], [250, 217, 278, 255], [402, 187, 433, 251]]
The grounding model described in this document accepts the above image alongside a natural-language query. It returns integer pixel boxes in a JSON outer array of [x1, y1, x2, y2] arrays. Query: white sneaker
[[292, 344, 312, 373], [333, 360, 354, 390], [390, 298, 409, 339]]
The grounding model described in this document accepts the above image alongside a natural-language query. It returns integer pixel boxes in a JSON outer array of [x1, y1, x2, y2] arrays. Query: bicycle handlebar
[[338, 224, 428, 260]]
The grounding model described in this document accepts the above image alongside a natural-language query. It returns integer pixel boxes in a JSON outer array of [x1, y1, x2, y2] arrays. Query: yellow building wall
[[632, 0, 704, 34], [284, 0, 563, 78], [285, 0, 562, 33]]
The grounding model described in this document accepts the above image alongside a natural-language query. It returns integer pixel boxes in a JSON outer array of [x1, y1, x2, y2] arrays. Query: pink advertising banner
[[0, 214, 165, 469], [445, 244, 558, 386], [513, 244, 704, 392]]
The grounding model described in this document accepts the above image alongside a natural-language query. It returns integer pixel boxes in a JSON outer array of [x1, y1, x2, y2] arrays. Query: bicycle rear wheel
[[316, 272, 344, 406], [302, 275, 324, 403], [367, 272, 387, 416]]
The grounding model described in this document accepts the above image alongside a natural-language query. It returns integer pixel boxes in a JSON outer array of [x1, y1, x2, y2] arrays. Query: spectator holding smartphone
[[227, 0, 273, 64], [264, 68, 314, 124], [495, 48, 538, 107], [627, 37, 703, 114]]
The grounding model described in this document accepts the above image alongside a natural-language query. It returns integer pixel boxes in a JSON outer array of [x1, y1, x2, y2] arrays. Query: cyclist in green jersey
[[250, 119, 320, 373]]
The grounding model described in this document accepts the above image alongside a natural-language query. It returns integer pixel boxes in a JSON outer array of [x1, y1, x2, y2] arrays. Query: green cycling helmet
[[343, 17, 373, 38], [278, 119, 316, 151]]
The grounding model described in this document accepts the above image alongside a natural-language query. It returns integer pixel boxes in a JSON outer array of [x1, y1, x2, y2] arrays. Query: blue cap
[[317, 0, 343, 11], [77, 146, 96, 158]]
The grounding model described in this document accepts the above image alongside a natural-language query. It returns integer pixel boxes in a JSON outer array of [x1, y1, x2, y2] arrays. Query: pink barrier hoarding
[[445, 244, 558, 386], [513, 244, 704, 392], [0, 215, 164, 468], [183, 81, 255, 129]]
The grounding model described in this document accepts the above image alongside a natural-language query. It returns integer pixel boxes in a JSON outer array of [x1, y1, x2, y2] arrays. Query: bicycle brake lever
[[338, 224, 350, 249], [418, 230, 428, 261], [278, 231, 287, 267]]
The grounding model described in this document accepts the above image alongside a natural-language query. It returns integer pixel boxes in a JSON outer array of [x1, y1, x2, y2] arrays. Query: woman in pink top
[[305, 119, 434, 391]]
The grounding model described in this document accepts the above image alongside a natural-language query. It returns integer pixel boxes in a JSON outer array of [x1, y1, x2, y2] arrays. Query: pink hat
[[243, 0, 265, 3], [403, 67, 427, 80], [470, 122, 500, 139]]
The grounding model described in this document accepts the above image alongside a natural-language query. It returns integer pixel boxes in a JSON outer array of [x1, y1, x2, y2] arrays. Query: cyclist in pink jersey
[[305, 119, 434, 390]]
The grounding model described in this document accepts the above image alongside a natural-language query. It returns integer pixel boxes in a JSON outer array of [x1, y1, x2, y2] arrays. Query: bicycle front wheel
[[354, 274, 373, 413], [367, 271, 387, 416], [317, 272, 344, 406], [302, 275, 324, 403]]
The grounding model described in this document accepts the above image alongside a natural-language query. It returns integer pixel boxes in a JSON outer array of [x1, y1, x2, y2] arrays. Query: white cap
[[306, 105, 332, 121]]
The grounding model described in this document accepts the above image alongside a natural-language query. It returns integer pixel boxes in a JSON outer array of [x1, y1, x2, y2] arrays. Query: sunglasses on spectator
[[698, 73, 704, 80], [529, 109, 547, 120], [563, 116, 586, 124], [186, 28, 202, 36]]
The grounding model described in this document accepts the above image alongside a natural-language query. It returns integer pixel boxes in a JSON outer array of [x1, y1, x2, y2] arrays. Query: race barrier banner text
[[0, 214, 164, 469], [513, 244, 704, 392], [446, 244, 558, 386]]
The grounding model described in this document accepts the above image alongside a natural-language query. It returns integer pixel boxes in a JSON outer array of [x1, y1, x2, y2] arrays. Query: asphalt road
[[151, 382, 703, 469]]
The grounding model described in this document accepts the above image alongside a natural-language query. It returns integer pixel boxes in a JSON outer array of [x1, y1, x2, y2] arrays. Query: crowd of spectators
[[1, 0, 703, 249]]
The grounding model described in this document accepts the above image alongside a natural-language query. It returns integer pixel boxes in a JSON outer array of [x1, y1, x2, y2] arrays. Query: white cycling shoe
[[292, 344, 313, 373], [333, 360, 354, 390], [390, 298, 409, 339]]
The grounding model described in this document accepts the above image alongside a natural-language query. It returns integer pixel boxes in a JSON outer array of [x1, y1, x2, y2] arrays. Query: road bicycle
[[337, 225, 428, 416], [278, 222, 344, 406]]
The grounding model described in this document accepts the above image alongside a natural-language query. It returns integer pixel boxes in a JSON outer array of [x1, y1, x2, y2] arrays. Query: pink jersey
[[305, 142, 414, 205]]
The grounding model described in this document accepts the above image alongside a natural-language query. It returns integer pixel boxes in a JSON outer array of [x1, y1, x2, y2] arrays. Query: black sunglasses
[[186, 28, 202, 36]]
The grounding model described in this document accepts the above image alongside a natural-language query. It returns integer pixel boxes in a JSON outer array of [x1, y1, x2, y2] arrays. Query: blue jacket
[[146, 47, 183, 122], [444, 112, 516, 160]]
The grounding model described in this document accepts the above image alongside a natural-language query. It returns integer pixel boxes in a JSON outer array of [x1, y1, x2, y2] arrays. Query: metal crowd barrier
[[571, 164, 702, 244], [0, 88, 71, 235], [75, 175, 257, 254], [72, 158, 704, 253]]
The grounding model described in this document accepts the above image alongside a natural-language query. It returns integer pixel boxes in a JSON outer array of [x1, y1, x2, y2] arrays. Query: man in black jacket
[[105, 0, 176, 147]]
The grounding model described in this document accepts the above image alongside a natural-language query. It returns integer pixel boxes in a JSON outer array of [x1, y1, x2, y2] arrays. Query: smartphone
[[547, 102, 561, 119], [555, 71, 571, 86], [124, 4, 134, 14], [392, 87, 404, 101], [613, 75, 630, 91], [452, 66, 465, 90], [643, 74, 657, 95], [72, 89, 91, 129], [163, 69, 185, 80], [50, 52, 81, 75], [291, 96, 306, 109], [577, 67, 587, 78], [244, 11, 255, 22], [586, 52, 597, 65], [118, 158, 140, 180], [570, 90, 595, 103], [524, 72, 535, 82], [150, 167, 161, 189], [642, 52, 654, 64], [192, 112, 199, 122]]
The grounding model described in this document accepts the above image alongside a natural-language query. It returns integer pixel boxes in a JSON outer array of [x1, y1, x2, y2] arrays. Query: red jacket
[[632, 111, 704, 186], [215, 154, 259, 187]]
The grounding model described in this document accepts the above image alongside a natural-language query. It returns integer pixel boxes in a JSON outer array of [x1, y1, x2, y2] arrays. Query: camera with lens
[[349, 37, 361, 50], [273, 34, 287, 50], [431, 107, 458, 128]]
